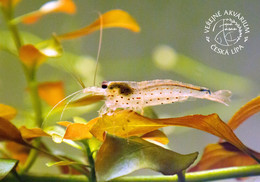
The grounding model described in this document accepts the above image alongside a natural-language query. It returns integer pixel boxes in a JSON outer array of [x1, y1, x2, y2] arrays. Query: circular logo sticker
[[204, 10, 250, 55]]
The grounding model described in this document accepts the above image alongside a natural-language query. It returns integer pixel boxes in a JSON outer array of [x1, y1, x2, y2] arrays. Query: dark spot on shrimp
[[116, 100, 119, 102], [166, 98, 169, 100], [200, 88, 211, 94], [157, 98, 160, 100], [108, 82, 134, 95]]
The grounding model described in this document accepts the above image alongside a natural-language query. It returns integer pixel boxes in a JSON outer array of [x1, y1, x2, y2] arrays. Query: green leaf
[[36, 35, 63, 57], [0, 159, 18, 180], [95, 134, 198, 181]]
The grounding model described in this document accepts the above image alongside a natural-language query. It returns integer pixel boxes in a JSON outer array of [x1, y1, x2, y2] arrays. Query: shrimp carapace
[[97, 80, 232, 113]]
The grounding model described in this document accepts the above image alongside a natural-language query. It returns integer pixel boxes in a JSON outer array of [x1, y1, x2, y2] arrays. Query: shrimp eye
[[101, 81, 108, 89]]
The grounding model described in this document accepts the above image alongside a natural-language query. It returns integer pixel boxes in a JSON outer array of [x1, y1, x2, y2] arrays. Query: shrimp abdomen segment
[[142, 85, 207, 107]]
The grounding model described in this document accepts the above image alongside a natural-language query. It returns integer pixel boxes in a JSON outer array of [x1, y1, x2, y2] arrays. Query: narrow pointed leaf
[[0, 159, 18, 180], [57, 9, 140, 40], [20, 0, 76, 24], [189, 142, 260, 172], [0, 117, 27, 145], [228, 96, 260, 130], [19, 126, 50, 139], [0, 104, 17, 120], [95, 134, 198, 181], [90, 110, 258, 162], [38, 81, 65, 107], [46, 161, 78, 167], [141, 130, 169, 145]]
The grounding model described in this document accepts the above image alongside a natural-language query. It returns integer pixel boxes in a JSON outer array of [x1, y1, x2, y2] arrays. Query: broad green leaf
[[0, 31, 41, 54], [189, 142, 260, 172], [57, 9, 140, 40], [38, 81, 65, 107], [0, 159, 18, 180], [228, 96, 260, 130], [90, 110, 258, 162], [95, 134, 198, 181], [0, 104, 17, 120], [0, 117, 27, 145]]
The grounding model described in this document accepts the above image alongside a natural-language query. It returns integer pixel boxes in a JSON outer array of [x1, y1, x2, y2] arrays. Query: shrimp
[[82, 79, 232, 114]]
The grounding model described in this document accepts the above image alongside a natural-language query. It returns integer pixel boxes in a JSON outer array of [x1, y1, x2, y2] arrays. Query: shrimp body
[[88, 79, 231, 113]]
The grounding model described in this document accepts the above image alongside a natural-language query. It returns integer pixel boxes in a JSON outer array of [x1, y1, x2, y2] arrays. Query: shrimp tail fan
[[209, 90, 232, 106]]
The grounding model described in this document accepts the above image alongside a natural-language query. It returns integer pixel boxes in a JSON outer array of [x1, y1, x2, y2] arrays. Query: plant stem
[[19, 138, 41, 175], [83, 140, 96, 182], [1, 4, 43, 174], [3, 164, 260, 182]]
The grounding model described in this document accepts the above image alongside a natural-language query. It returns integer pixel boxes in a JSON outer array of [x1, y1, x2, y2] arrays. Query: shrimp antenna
[[93, 11, 103, 86], [71, 72, 86, 88], [59, 91, 82, 121], [43, 89, 84, 127]]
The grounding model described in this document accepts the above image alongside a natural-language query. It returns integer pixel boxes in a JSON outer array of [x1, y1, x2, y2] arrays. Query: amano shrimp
[[82, 79, 232, 114]]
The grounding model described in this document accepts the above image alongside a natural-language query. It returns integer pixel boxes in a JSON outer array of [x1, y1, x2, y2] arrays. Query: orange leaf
[[57, 9, 140, 40], [57, 121, 72, 127], [19, 126, 50, 139], [38, 81, 65, 107], [0, 0, 20, 7], [90, 110, 258, 162], [5, 142, 29, 165], [141, 130, 169, 145], [58, 118, 98, 140], [0, 103, 17, 120], [19, 44, 47, 68], [189, 142, 260, 172], [0, 117, 27, 145], [22, 0, 76, 24], [228, 96, 260, 130]]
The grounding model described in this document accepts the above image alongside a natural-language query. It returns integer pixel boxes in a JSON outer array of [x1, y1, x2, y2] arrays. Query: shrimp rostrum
[[82, 79, 232, 114]]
